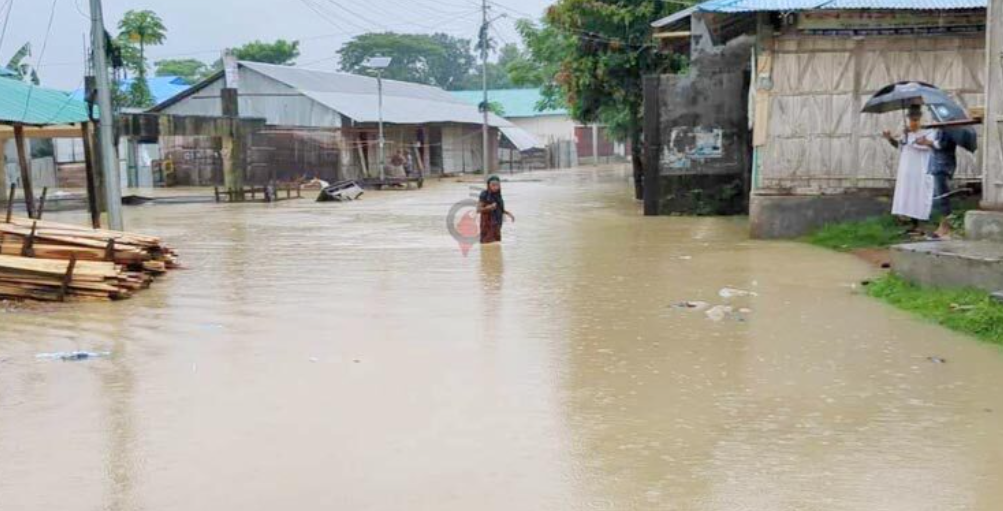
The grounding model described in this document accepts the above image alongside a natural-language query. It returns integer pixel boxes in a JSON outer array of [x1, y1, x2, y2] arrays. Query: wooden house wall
[[757, 32, 985, 194]]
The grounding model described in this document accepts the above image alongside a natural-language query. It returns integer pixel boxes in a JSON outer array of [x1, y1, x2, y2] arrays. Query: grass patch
[[867, 274, 1003, 346], [805, 215, 908, 252]]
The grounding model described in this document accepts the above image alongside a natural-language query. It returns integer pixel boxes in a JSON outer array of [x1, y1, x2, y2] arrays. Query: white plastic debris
[[719, 287, 759, 299], [36, 351, 111, 362], [705, 305, 733, 322]]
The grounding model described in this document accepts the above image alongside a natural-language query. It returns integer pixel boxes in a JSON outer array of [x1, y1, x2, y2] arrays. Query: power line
[[319, 0, 389, 32], [299, 0, 370, 34], [21, 0, 59, 121], [0, 0, 15, 58]]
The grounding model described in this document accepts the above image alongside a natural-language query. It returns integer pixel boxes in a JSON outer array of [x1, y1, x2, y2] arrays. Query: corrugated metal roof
[[71, 75, 191, 106], [651, 5, 700, 27], [0, 77, 91, 126], [240, 61, 512, 128], [450, 89, 568, 118], [499, 125, 543, 151], [652, 0, 985, 22], [697, 0, 985, 12]]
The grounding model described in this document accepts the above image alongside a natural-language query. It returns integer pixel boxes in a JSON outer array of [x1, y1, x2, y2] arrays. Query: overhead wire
[[21, 0, 59, 122], [0, 0, 15, 57]]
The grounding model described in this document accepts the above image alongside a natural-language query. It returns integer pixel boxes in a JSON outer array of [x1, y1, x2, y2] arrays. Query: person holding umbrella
[[883, 105, 935, 229], [866, 81, 978, 235]]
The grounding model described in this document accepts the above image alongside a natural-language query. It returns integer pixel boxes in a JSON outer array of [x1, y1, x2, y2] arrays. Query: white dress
[[891, 129, 935, 221]]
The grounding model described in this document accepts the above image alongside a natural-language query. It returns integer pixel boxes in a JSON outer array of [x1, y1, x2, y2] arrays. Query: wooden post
[[81, 123, 101, 228], [642, 75, 662, 216], [0, 136, 7, 194], [984, 0, 1003, 209], [5, 184, 14, 223], [36, 187, 47, 220], [220, 88, 246, 201], [13, 124, 35, 218], [59, 254, 77, 302], [21, 221, 36, 257]]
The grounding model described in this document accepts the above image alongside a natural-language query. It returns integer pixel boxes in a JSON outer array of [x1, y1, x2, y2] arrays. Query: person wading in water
[[477, 175, 515, 244]]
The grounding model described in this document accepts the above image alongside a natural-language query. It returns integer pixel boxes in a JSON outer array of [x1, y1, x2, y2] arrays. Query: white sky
[[5, 0, 553, 91]]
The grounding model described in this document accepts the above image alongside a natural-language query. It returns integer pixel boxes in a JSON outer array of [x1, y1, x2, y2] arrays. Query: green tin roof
[[0, 77, 91, 126], [450, 88, 568, 118]]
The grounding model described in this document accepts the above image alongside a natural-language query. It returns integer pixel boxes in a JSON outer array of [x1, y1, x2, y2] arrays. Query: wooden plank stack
[[0, 217, 178, 302]]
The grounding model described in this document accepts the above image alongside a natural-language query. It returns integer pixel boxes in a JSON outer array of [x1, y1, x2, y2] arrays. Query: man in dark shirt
[[926, 129, 957, 217]]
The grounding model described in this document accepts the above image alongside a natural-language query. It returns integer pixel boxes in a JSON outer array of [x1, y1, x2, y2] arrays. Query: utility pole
[[378, 67, 385, 182], [480, 0, 490, 175], [89, 0, 123, 230]]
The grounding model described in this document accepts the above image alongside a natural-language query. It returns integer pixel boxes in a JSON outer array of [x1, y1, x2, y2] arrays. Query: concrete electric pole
[[89, 0, 123, 229], [984, 0, 1003, 209], [481, 0, 490, 175]]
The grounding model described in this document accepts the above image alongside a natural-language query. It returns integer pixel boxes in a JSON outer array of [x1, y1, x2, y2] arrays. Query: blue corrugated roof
[[698, 0, 985, 12], [71, 75, 191, 105], [450, 88, 567, 118], [0, 77, 91, 125]]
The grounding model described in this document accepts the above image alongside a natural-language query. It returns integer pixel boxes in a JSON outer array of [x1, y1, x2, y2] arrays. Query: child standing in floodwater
[[477, 175, 515, 244]]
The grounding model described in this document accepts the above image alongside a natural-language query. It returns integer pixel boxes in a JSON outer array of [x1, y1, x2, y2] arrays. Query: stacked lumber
[[0, 217, 178, 273], [0, 255, 150, 301], [0, 217, 178, 302]]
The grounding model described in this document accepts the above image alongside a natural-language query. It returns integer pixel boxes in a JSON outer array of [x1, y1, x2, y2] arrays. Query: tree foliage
[[453, 43, 534, 90], [521, 0, 683, 197], [115, 10, 166, 108], [232, 39, 301, 65], [126, 78, 155, 108], [338, 32, 474, 90], [117, 9, 167, 75], [155, 58, 213, 84]]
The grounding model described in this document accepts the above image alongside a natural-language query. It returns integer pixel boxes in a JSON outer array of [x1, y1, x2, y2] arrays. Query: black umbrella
[[862, 81, 977, 153], [927, 102, 978, 153], [861, 81, 955, 114]]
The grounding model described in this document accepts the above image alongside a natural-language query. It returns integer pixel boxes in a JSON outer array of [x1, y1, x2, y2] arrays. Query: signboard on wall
[[797, 10, 985, 36], [662, 127, 725, 172]]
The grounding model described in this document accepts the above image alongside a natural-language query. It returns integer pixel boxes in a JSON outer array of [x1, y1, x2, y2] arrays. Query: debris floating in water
[[36, 351, 112, 362], [705, 305, 734, 322], [670, 301, 709, 311], [927, 356, 947, 364], [719, 287, 758, 299]]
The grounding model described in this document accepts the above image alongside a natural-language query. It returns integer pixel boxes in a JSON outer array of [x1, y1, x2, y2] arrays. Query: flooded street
[[2, 166, 1002, 510]]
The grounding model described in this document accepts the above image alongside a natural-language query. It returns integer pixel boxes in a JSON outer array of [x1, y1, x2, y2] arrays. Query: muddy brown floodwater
[[1, 166, 1002, 510]]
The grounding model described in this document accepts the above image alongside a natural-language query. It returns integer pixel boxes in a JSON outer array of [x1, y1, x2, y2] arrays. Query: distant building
[[71, 75, 192, 106], [452, 88, 627, 167], [152, 62, 537, 182]]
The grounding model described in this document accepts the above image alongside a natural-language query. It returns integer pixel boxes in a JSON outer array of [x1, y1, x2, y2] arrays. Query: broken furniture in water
[[316, 180, 365, 202]]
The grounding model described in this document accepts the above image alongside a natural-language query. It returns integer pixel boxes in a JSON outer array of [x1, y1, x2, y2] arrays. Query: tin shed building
[[152, 61, 530, 183], [650, 0, 987, 237]]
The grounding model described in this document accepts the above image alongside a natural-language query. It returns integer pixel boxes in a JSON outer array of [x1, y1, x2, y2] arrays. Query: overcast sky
[[6, 0, 553, 90]]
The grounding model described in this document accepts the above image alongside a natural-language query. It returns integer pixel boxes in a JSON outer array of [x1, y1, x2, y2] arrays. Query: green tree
[[117, 10, 167, 76], [338, 32, 474, 89], [117, 10, 166, 109], [453, 43, 526, 90], [126, 78, 154, 108], [232, 39, 300, 65], [521, 1, 681, 198], [509, 20, 569, 93], [155, 58, 212, 84]]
